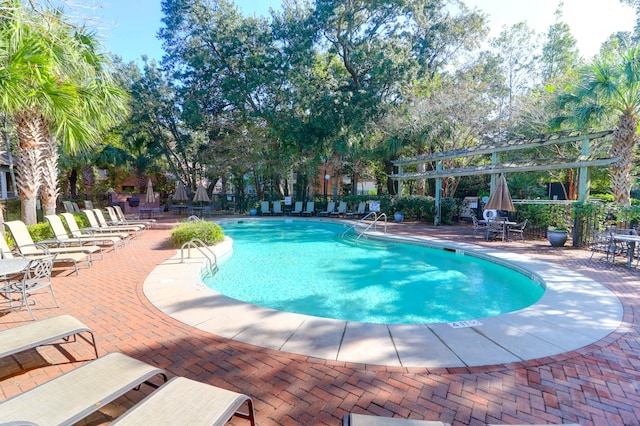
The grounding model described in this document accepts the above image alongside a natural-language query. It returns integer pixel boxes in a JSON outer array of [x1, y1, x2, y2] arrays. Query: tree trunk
[[40, 135, 59, 216], [610, 112, 638, 206], [82, 165, 96, 200], [15, 111, 46, 225], [69, 168, 78, 198]]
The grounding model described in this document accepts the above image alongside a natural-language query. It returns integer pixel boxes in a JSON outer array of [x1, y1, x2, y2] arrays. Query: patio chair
[[272, 201, 284, 216], [71, 202, 82, 212], [472, 216, 485, 237], [0, 314, 98, 360], [507, 219, 527, 241], [45, 214, 124, 252], [485, 220, 506, 241], [331, 201, 347, 217], [354, 201, 367, 218], [5, 221, 97, 273], [317, 201, 336, 217], [589, 230, 616, 262], [0, 254, 57, 320], [106, 206, 151, 229], [61, 212, 131, 243], [0, 352, 167, 425], [301, 201, 315, 216], [62, 201, 75, 213], [260, 201, 271, 215], [111, 377, 256, 426], [83, 200, 94, 209], [291, 201, 303, 216]]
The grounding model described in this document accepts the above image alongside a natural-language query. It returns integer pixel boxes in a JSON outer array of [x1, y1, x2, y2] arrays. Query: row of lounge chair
[[0, 207, 156, 319], [0, 315, 256, 425], [260, 200, 369, 218]]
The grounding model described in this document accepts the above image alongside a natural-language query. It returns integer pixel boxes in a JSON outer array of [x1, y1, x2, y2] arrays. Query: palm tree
[[556, 46, 640, 205], [0, 2, 129, 223]]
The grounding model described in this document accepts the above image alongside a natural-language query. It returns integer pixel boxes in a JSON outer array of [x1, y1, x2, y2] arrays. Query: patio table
[[611, 234, 640, 268], [0, 258, 30, 276]]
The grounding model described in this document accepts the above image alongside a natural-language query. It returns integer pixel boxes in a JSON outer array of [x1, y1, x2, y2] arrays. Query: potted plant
[[394, 211, 405, 223], [547, 226, 569, 247], [249, 203, 258, 216]]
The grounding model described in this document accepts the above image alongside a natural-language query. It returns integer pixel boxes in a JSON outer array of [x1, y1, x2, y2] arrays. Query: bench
[[0, 352, 166, 425], [0, 314, 98, 360]]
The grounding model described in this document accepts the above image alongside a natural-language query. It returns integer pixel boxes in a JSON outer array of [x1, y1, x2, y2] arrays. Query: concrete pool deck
[[143, 218, 623, 369]]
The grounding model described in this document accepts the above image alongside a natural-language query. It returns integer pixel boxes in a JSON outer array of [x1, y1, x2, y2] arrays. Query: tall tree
[[541, 3, 580, 81], [554, 46, 640, 205], [0, 1, 128, 223]]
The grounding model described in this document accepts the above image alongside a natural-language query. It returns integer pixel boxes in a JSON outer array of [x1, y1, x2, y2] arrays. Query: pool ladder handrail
[[341, 212, 387, 240], [180, 238, 218, 275]]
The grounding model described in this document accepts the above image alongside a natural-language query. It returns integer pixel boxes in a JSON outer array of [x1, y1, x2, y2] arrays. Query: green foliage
[[169, 221, 225, 248], [27, 223, 55, 242]]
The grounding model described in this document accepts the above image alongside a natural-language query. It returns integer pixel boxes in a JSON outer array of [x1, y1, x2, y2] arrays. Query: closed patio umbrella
[[484, 174, 515, 212], [173, 181, 188, 202], [145, 179, 155, 204], [193, 182, 210, 203]]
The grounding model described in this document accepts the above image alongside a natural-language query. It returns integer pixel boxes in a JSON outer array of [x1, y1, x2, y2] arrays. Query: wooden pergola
[[389, 130, 616, 225]]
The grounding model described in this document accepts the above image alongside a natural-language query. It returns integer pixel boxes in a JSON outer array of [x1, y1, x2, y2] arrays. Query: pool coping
[[143, 218, 623, 368]]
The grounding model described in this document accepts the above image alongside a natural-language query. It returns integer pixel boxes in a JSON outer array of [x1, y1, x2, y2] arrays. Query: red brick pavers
[[1, 218, 640, 425]]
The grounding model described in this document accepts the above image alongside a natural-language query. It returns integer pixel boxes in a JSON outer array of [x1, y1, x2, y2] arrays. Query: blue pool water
[[205, 220, 544, 324]]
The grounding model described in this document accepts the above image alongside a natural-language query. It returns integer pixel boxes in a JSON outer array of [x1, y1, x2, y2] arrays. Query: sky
[[92, 0, 635, 64]]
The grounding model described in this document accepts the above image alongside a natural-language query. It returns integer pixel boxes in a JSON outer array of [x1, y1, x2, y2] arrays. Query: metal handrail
[[341, 212, 387, 240], [355, 213, 387, 240], [180, 238, 218, 275]]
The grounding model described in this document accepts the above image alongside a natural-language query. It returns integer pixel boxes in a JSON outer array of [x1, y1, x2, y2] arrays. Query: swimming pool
[[206, 220, 544, 324]]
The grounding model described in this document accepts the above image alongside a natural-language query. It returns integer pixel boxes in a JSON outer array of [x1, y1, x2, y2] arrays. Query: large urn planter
[[394, 212, 405, 223], [547, 229, 568, 247], [249, 208, 258, 216]]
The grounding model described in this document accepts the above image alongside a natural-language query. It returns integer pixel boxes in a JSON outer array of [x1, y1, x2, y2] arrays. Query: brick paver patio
[[1, 217, 639, 425]]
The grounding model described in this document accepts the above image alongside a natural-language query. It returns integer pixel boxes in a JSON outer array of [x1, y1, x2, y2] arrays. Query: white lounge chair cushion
[[112, 376, 255, 426], [0, 352, 165, 425]]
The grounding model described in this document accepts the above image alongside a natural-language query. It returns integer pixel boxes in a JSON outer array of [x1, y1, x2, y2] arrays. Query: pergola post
[[490, 152, 498, 194], [397, 165, 403, 196], [578, 137, 590, 201], [435, 161, 442, 225]]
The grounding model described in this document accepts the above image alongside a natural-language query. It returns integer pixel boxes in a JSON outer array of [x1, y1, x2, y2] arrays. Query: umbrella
[[484, 174, 515, 212], [145, 179, 155, 204], [173, 181, 188, 202], [193, 181, 210, 203]]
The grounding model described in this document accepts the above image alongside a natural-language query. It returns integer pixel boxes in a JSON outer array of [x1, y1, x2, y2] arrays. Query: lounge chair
[[45, 214, 124, 252], [331, 201, 347, 217], [0, 254, 58, 320], [83, 209, 141, 237], [113, 205, 155, 228], [62, 201, 75, 213], [93, 208, 144, 234], [343, 413, 450, 426], [291, 201, 303, 216], [0, 352, 167, 425], [5, 220, 97, 274], [260, 201, 271, 215], [111, 377, 256, 426], [0, 314, 98, 360], [272, 201, 284, 216], [317, 201, 335, 217], [83, 200, 94, 209], [61, 212, 131, 243], [301, 201, 315, 216]]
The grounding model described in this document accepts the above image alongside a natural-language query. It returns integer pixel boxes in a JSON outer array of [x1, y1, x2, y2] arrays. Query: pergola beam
[[392, 130, 613, 166], [389, 157, 618, 181]]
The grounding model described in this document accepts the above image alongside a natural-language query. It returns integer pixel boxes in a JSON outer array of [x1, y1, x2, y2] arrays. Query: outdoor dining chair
[[0, 255, 57, 320]]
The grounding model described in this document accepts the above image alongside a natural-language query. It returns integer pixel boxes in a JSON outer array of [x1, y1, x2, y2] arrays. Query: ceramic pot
[[547, 229, 568, 247]]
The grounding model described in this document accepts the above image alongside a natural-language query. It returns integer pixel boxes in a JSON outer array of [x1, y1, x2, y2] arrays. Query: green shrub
[[170, 221, 225, 248], [28, 222, 55, 242]]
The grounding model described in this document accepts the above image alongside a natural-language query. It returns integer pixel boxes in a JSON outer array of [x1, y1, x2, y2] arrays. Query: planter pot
[[547, 229, 568, 247], [394, 212, 405, 223], [249, 208, 258, 216]]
